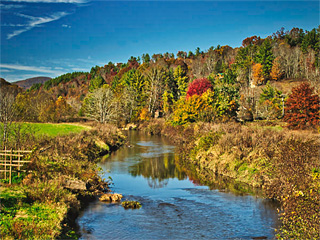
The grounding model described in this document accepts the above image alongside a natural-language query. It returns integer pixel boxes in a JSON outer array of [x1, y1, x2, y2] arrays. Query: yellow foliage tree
[[252, 63, 264, 85], [270, 57, 283, 81], [138, 107, 150, 122], [55, 96, 73, 121], [171, 94, 212, 125]]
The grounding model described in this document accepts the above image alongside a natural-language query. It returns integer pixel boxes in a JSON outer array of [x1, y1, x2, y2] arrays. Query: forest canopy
[[3, 26, 319, 129]]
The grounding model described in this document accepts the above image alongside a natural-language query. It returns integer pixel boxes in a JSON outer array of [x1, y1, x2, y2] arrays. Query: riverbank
[[0, 123, 126, 239], [140, 119, 320, 239]]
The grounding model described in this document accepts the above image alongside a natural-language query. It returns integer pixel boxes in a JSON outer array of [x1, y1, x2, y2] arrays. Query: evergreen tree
[[255, 39, 274, 79], [173, 66, 189, 98], [89, 75, 105, 92]]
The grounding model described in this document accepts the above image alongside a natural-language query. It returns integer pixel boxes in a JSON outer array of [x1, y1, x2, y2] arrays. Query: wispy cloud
[[62, 24, 71, 28], [0, 3, 24, 9], [7, 11, 69, 39], [0, 69, 12, 73], [3, 0, 87, 3], [1, 23, 27, 27], [0, 63, 64, 75]]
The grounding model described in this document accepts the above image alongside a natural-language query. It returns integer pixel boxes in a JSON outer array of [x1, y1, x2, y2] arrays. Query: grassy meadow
[[18, 122, 91, 137]]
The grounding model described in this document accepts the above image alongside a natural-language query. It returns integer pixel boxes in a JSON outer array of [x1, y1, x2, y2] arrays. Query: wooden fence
[[0, 149, 32, 184]]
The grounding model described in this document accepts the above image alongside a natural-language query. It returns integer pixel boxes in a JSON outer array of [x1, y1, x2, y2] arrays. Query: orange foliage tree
[[284, 83, 320, 129], [55, 96, 73, 121], [270, 57, 283, 81], [252, 63, 264, 85]]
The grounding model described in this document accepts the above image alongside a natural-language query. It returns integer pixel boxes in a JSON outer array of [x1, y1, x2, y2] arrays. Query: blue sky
[[0, 0, 319, 82]]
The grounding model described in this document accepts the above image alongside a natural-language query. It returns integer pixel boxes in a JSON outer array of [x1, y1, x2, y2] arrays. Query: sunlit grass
[[1, 122, 91, 138], [25, 122, 90, 137]]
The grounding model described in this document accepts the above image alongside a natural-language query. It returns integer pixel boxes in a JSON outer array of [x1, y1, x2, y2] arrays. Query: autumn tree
[[171, 94, 212, 125], [142, 53, 151, 63], [89, 75, 105, 92], [177, 51, 187, 59], [234, 46, 255, 87], [301, 28, 319, 53], [195, 47, 203, 57], [0, 86, 16, 147], [252, 63, 264, 86], [257, 82, 283, 119], [202, 88, 238, 121], [82, 86, 115, 123], [242, 35, 262, 47], [145, 67, 166, 117], [14, 92, 36, 121], [186, 78, 213, 99], [112, 69, 147, 121], [284, 83, 320, 129], [174, 65, 189, 98], [55, 96, 74, 122], [285, 27, 305, 47], [270, 57, 284, 81], [162, 90, 174, 115]]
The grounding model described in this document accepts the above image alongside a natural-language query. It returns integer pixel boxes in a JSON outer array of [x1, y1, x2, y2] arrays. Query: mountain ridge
[[12, 76, 51, 90]]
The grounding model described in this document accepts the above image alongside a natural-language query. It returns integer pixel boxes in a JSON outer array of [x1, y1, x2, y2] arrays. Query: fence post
[[4, 146, 7, 180], [9, 149, 12, 184], [18, 149, 20, 177]]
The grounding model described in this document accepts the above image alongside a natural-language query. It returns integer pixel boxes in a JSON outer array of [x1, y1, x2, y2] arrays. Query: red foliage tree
[[186, 78, 213, 99], [242, 35, 262, 47], [284, 83, 320, 129]]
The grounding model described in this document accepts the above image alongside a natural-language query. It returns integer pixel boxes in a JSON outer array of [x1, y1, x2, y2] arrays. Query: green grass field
[[1, 122, 91, 138], [24, 123, 91, 137]]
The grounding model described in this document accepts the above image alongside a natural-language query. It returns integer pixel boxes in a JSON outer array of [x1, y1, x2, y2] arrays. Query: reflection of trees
[[175, 156, 263, 196], [147, 178, 169, 189], [129, 153, 187, 188]]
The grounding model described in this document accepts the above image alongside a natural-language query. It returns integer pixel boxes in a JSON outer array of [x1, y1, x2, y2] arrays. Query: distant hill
[[13, 76, 51, 90], [0, 78, 23, 94], [0, 78, 12, 87]]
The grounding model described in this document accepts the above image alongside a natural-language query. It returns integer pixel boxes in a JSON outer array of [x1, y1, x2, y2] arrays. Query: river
[[78, 131, 279, 239]]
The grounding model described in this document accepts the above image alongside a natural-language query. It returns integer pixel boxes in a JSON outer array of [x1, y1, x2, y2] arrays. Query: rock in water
[[99, 193, 123, 202]]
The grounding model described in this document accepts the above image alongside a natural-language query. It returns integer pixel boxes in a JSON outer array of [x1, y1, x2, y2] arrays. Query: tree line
[[1, 26, 319, 134]]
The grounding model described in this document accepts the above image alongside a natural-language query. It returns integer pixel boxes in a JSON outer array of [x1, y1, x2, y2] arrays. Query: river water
[[78, 131, 279, 239]]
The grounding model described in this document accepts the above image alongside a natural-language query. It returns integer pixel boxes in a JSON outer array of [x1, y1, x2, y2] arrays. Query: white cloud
[[2, 74, 42, 82], [71, 67, 89, 72], [0, 3, 24, 9], [0, 69, 12, 73], [62, 24, 71, 28], [2, 23, 27, 27], [7, 11, 69, 39], [0, 63, 64, 75]]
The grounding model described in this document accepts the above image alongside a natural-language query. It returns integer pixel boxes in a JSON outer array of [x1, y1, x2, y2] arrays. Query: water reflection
[[129, 154, 187, 188]]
